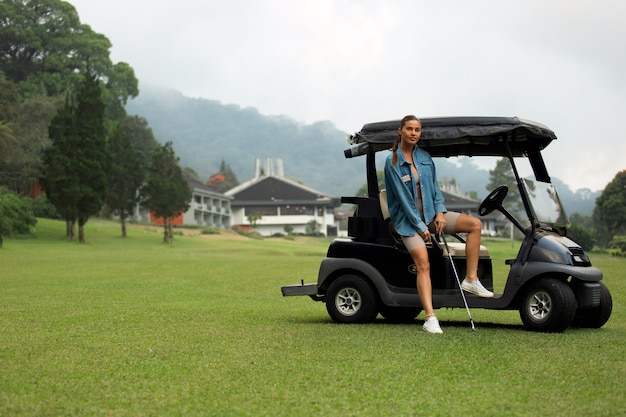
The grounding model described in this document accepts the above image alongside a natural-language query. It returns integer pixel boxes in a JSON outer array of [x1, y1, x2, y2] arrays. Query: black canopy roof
[[345, 116, 557, 159]]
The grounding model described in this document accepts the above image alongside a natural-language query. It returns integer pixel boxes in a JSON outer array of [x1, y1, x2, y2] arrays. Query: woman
[[384, 115, 493, 334]]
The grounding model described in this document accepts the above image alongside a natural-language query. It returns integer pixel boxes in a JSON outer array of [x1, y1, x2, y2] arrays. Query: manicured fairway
[[1, 219, 624, 416]]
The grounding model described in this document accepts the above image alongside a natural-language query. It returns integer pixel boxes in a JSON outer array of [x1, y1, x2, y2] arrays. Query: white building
[[225, 158, 339, 236], [181, 173, 232, 228]]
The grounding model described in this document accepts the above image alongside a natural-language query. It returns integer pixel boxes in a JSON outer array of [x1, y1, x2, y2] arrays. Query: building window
[[282, 205, 313, 215], [245, 206, 277, 216]]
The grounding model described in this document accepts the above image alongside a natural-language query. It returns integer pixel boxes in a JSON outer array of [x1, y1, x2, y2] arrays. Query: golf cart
[[281, 117, 612, 332]]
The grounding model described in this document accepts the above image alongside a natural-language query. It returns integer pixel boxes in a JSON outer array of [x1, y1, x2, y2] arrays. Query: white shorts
[[400, 211, 462, 251]]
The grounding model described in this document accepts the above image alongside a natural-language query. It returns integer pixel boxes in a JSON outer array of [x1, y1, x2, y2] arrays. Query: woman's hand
[[434, 212, 446, 235]]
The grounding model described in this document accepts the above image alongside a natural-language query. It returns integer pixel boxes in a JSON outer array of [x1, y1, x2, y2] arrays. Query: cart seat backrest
[[380, 189, 390, 220]]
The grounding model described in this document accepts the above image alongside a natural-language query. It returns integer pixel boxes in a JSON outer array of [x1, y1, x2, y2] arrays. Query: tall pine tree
[[42, 73, 110, 242], [42, 96, 80, 238], [106, 117, 144, 237]]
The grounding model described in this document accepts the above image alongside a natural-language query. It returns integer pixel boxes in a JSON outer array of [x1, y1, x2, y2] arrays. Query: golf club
[[439, 233, 476, 331]]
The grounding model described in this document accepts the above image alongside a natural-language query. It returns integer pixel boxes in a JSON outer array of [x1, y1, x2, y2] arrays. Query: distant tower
[[255, 157, 284, 177], [264, 157, 274, 176], [255, 158, 261, 178], [276, 158, 284, 177]]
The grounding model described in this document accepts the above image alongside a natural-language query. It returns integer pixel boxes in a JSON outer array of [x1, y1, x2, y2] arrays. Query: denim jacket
[[383, 146, 447, 236]]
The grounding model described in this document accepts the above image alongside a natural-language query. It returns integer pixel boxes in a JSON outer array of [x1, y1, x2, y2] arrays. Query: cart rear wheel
[[571, 282, 612, 328], [519, 278, 576, 332], [326, 274, 379, 324]]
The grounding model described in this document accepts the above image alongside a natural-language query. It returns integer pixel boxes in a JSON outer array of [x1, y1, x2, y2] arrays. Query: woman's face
[[398, 119, 422, 147]]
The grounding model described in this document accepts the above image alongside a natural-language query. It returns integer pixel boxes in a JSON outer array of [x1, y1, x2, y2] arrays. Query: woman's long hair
[[391, 115, 421, 166]]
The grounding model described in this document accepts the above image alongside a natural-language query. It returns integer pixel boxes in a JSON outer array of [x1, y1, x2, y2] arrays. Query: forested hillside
[[126, 87, 363, 197], [126, 86, 599, 214]]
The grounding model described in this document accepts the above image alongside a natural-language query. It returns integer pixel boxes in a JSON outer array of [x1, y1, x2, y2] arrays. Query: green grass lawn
[[1, 219, 624, 417]]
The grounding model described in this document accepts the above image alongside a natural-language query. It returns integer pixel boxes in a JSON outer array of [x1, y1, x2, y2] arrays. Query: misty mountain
[[126, 87, 364, 198], [125, 86, 599, 215]]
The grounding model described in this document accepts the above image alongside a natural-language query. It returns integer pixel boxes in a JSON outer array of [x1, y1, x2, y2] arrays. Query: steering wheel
[[478, 185, 508, 216]]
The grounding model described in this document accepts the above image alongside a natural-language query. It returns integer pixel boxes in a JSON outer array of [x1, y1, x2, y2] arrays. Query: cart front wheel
[[519, 278, 576, 332]]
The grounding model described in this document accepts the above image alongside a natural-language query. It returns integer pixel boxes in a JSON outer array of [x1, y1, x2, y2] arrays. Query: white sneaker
[[423, 316, 443, 334], [461, 278, 494, 298]]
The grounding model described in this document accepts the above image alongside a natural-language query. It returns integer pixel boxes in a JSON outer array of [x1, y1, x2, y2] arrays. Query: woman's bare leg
[[454, 214, 482, 281], [409, 246, 434, 315]]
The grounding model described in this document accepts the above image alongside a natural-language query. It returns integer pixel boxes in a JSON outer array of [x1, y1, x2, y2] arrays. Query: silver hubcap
[[335, 287, 361, 316], [527, 290, 552, 322]]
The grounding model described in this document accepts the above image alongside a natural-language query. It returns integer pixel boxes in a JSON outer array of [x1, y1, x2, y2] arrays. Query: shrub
[[608, 235, 626, 252], [32, 195, 61, 219], [0, 188, 37, 241], [567, 224, 596, 251], [305, 219, 319, 235], [232, 226, 263, 240], [201, 227, 220, 235]]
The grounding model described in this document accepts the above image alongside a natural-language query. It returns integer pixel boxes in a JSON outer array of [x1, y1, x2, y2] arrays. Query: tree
[[41, 96, 79, 238], [141, 142, 191, 243], [0, 1, 138, 196], [206, 173, 226, 191], [247, 212, 262, 228], [593, 170, 626, 246], [608, 235, 626, 253], [566, 213, 596, 251], [0, 76, 19, 164], [0, 186, 37, 247], [41, 73, 110, 242], [103, 62, 139, 129], [5, 96, 60, 194], [487, 157, 524, 216], [0, 120, 15, 153], [106, 117, 144, 237], [305, 219, 320, 235], [117, 116, 159, 175], [220, 159, 239, 189], [0, 77, 61, 194], [207, 159, 239, 192], [0, 76, 20, 122], [0, 0, 136, 101], [74, 73, 110, 243]]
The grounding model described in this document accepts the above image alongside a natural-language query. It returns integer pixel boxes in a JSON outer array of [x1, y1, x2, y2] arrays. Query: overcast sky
[[70, 0, 626, 192]]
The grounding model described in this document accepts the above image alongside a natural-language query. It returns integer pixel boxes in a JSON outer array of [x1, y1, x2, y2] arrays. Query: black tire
[[326, 274, 379, 324], [571, 282, 612, 328], [519, 278, 577, 332], [379, 305, 422, 323]]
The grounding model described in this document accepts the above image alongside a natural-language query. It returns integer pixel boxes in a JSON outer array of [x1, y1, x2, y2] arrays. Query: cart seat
[[379, 189, 489, 257]]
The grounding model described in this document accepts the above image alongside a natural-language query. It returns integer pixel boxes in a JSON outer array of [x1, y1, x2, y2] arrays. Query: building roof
[[442, 191, 478, 207], [225, 175, 336, 206]]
